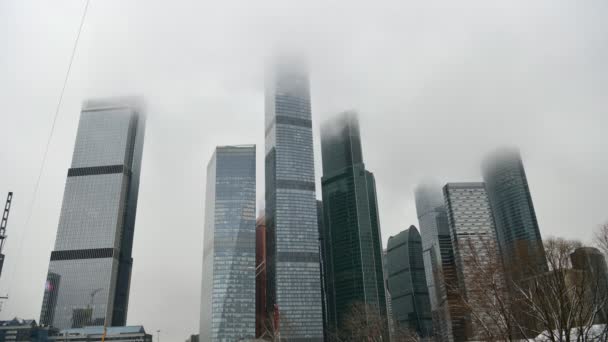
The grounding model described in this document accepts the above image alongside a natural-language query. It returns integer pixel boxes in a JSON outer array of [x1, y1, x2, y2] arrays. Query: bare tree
[[442, 236, 531, 341], [327, 302, 391, 342], [443, 235, 608, 341], [594, 222, 608, 257], [391, 325, 422, 342], [514, 237, 608, 341], [257, 308, 295, 341]]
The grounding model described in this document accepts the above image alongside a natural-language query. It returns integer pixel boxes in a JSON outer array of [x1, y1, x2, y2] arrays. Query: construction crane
[[0, 192, 13, 281], [0, 192, 13, 305]]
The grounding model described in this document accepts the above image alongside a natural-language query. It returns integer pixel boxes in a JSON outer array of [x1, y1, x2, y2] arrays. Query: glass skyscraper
[[386, 226, 433, 337], [482, 148, 547, 283], [443, 182, 506, 340], [256, 215, 267, 338], [264, 57, 324, 341], [415, 184, 461, 341], [200, 145, 256, 341], [570, 247, 608, 323], [39, 98, 145, 329], [319, 112, 388, 340]]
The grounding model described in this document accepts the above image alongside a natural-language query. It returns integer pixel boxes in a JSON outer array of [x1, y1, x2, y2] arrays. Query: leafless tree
[[594, 222, 608, 257], [391, 325, 422, 342], [515, 237, 608, 341], [327, 302, 391, 342], [442, 236, 530, 341], [257, 309, 294, 341], [444, 235, 608, 341]]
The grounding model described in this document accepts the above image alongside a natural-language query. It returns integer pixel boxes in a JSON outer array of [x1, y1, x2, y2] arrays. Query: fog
[[1, 0, 607, 340]]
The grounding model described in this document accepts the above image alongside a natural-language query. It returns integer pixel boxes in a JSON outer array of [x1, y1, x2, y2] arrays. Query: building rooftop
[[0, 318, 37, 327], [58, 325, 147, 336]]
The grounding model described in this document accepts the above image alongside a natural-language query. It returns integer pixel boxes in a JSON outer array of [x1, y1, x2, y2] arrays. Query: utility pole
[[157, 329, 160, 342]]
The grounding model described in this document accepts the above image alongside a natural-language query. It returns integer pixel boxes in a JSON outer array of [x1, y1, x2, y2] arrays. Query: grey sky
[[1, 0, 607, 341]]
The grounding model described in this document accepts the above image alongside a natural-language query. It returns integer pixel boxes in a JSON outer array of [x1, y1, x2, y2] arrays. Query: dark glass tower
[[39, 98, 145, 329], [482, 148, 547, 283], [200, 145, 256, 341], [415, 184, 461, 341], [264, 57, 324, 340], [386, 226, 433, 337], [320, 112, 388, 340], [570, 247, 608, 323], [256, 215, 267, 338]]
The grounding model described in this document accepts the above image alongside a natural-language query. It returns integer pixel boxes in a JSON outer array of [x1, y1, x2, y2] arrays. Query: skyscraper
[[316, 200, 329, 341], [415, 184, 461, 341], [443, 182, 506, 340], [482, 148, 547, 283], [386, 226, 433, 337], [256, 215, 267, 338], [570, 247, 608, 323], [39, 98, 145, 329], [383, 249, 395, 339], [264, 57, 324, 340], [200, 145, 256, 341], [320, 112, 388, 339]]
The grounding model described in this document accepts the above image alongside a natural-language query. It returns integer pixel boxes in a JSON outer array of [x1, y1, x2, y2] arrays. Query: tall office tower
[[39, 98, 145, 329], [264, 57, 324, 340], [415, 184, 461, 341], [383, 249, 395, 339], [316, 200, 329, 341], [482, 148, 547, 283], [200, 145, 256, 341], [256, 215, 267, 338], [386, 226, 433, 337], [320, 111, 388, 340], [443, 182, 506, 340], [571, 247, 608, 323]]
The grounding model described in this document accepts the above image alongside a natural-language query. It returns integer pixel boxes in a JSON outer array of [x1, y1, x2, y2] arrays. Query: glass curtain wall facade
[[200, 146, 256, 341], [256, 215, 267, 338], [39, 98, 145, 329], [443, 182, 506, 340], [383, 249, 395, 339], [320, 112, 388, 340], [264, 57, 324, 341], [415, 185, 461, 341], [482, 148, 547, 283], [386, 226, 433, 337], [316, 200, 330, 341]]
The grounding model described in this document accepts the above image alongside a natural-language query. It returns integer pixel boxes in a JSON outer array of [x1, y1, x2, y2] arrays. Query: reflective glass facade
[[386, 226, 433, 337], [265, 58, 324, 341], [482, 148, 547, 283], [200, 146, 256, 342], [415, 185, 460, 341], [40, 98, 145, 329], [256, 215, 267, 338], [443, 182, 506, 340], [383, 250, 395, 338], [320, 112, 388, 340]]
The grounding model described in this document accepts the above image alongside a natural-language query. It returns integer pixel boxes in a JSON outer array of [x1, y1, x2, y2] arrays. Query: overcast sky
[[1, 0, 607, 340]]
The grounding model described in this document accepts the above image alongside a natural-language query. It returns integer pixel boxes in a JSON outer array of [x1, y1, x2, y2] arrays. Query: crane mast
[[0, 192, 12, 279]]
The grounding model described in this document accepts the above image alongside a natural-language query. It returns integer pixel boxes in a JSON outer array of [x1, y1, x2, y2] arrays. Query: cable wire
[[1, 0, 91, 301]]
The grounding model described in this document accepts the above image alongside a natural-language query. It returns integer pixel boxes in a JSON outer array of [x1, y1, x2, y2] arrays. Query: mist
[[1, 0, 607, 341]]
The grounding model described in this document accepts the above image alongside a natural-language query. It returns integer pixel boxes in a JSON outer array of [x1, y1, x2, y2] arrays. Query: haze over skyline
[[1, 1, 607, 341]]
